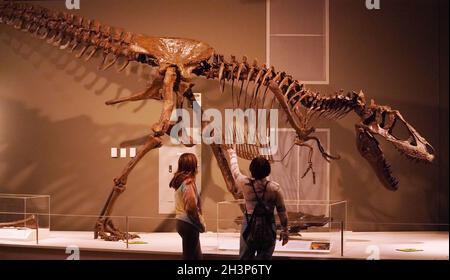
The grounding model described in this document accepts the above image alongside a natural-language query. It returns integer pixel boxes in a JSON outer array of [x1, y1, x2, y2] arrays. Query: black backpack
[[242, 180, 276, 250]]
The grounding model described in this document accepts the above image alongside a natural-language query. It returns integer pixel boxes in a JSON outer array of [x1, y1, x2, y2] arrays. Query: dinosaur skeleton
[[0, 3, 435, 240]]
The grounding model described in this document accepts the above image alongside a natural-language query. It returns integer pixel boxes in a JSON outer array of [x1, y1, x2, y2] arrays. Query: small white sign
[[120, 148, 127, 158], [111, 147, 136, 158]]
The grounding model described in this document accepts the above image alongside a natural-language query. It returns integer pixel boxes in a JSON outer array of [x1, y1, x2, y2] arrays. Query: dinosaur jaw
[[354, 102, 436, 190], [362, 104, 435, 164], [386, 120, 435, 163], [356, 126, 399, 191], [355, 113, 435, 191]]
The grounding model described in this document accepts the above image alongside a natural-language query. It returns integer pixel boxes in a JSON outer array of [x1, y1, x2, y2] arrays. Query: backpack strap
[[244, 179, 270, 223], [243, 179, 252, 224], [251, 180, 270, 204]]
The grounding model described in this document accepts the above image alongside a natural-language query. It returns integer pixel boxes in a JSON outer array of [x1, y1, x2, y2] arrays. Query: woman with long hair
[[170, 153, 205, 260]]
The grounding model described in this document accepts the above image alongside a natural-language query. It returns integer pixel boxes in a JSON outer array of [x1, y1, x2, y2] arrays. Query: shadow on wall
[[0, 97, 157, 230], [0, 100, 228, 233], [0, 23, 172, 232], [0, 24, 156, 114]]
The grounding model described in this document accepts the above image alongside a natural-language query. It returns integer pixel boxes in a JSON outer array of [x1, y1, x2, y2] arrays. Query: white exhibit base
[[0, 231, 448, 260], [0, 228, 49, 241]]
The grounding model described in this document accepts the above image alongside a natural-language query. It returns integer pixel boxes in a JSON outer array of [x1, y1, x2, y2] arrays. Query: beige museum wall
[[0, 0, 447, 232]]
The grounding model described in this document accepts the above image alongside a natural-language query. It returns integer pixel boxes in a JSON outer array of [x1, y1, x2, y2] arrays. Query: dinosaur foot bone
[[94, 217, 139, 241]]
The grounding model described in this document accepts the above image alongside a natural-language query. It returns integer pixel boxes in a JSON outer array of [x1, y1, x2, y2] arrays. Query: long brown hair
[[169, 153, 198, 190]]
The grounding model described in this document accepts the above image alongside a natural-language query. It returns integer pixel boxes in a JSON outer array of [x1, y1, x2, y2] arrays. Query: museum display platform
[[0, 197, 448, 260], [0, 230, 448, 260]]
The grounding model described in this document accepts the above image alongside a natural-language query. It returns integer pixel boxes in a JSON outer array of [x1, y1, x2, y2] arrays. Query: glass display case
[[0, 193, 50, 241], [217, 200, 347, 256]]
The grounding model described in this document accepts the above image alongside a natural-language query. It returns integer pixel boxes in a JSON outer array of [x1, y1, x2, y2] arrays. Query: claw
[[94, 218, 140, 241]]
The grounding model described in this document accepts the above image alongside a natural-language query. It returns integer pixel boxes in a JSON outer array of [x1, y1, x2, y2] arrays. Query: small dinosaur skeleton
[[0, 215, 37, 229], [0, 3, 435, 240]]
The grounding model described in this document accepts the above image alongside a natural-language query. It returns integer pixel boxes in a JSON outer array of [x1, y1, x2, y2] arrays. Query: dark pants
[[176, 219, 202, 260], [239, 215, 276, 260]]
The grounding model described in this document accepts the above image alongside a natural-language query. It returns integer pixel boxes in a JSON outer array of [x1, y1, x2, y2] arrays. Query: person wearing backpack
[[227, 145, 289, 260]]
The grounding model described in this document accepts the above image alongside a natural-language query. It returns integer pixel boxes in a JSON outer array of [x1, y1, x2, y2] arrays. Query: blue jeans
[[239, 215, 276, 260]]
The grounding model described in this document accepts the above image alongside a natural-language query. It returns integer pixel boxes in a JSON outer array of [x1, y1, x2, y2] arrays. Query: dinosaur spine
[[199, 54, 367, 120], [0, 2, 142, 72]]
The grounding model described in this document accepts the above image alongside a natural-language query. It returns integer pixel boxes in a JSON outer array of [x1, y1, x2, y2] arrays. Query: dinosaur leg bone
[[152, 67, 177, 136], [296, 142, 316, 184], [211, 144, 243, 202], [211, 143, 247, 220], [95, 135, 162, 241], [302, 136, 341, 162]]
